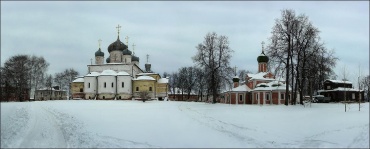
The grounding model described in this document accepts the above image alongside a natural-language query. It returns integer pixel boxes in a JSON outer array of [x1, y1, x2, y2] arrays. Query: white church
[[71, 25, 169, 100]]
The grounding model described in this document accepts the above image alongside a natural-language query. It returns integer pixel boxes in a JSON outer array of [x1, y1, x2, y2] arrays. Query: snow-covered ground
[[1, 100, 369, 148]]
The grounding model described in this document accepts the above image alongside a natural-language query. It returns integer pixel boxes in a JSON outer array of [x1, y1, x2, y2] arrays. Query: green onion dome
[[122, 49, 132, 55], [95, 48, 104, 57], [106, 56, 110, 63], [132, 55, 140, 62], [257, 51, 269, 63], [232, 76, 239, 82], [108, 38, 127, 53]]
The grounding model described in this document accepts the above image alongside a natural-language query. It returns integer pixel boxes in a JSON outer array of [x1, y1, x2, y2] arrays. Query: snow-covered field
[[1, 100, 369, 148]]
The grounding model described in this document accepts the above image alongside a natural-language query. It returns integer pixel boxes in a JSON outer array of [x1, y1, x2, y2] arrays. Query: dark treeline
[[1, 54, 79, 101]]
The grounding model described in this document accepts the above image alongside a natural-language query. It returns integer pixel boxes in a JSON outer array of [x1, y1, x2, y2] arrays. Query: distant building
[[35, 86, 67, 100], [318, 80, 364, 102], [221, 42, 291, 105], [71, 77, 85, 99]]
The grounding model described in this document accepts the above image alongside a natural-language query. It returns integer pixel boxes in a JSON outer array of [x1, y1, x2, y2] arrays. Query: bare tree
[[139, 90, 150, 102], [192, 32, 233, 103], [267, 9, 337, 105], [3, 55, 31, 101], [238, 69, 251, 83], [168, 72, 178, 96], [28, 55, 49, 99], [54, 68, 79, 99], [194, 67, 206, 102], [45, 74, 53, 100], [361, 75, 370, 102]]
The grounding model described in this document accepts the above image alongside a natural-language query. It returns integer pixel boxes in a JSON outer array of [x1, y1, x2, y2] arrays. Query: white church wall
[[117, 76, 132, 94], [84, 76, 97, 99]]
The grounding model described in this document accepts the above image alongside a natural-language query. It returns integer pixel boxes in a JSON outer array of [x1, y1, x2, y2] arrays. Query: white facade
[[97, 70, 117, 99], [84, 72, 99, 99], [117, 71, 132, 99]]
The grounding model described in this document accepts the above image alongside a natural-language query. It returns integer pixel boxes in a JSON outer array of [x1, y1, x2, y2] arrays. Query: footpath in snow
[[1, 100, 369, 148]]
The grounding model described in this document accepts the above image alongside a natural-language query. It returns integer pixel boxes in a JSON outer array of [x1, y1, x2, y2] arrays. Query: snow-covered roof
[[85, 72, 100, 77], [158, 78, 169, 83], [117, 71, 130, 76], [231, 84, 252, 92], [254, 81, 291, 91], [169, 88, 197, 95], [318, 88, 363, 92], [72, 77, 84, 83], [37, 87, 66, 91], [137, 72, 159, 76], [99, 70, 117, 76], [326, 79, 352, 84], [247, 72, 275, 81], [134, 76, 155, 81]]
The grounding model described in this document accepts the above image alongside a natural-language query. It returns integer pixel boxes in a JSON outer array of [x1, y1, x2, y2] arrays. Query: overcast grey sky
[[1, 1, 369, 85]]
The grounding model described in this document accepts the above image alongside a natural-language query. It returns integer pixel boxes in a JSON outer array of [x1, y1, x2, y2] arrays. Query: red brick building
[[221, 42, 291, 105]]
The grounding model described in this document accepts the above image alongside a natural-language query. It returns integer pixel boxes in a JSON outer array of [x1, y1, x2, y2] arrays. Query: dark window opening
[[104, 82, 106, 88], [112, 82, 114, 88], [149, 87, 152, 91], [136, 87, 139, 91], [122, 82, 124, 88]]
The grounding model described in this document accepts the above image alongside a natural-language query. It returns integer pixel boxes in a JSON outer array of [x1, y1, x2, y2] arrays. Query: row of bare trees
[[1, 54, 79, 101], [266, 9, 338, 105], [167, 32, 234, 103], [1, 55, 49, 101], [54, 68, 79, 98]]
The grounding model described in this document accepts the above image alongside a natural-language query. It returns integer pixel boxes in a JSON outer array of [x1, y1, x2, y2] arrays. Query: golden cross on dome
[[234, 66, 237, 76], [98, 39, 102, 49], [125, 36, 129, 45], [116, 24, 122, 37], [132, 43, 136, 55], [261, 41, 265, 52], [146, 54, 149, 63]]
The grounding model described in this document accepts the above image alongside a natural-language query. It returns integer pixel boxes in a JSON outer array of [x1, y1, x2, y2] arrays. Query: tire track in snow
[[44, 105, 157, 148], [299, 124, 369, 148], [178, 103, 268, 148], [1, 105, 30, 148], [18, 103, 67, 148]]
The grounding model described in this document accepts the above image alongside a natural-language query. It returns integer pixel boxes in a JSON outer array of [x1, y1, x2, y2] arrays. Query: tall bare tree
[[28, 55, 49, 99], [194, 67, 206, 101], [45, 74, 53, 100], [361, 75, 370, 102], [3, 55, 31, 101], [267, 9, 337, 105], [54, 68, 79, 99], [192, 32, 233, 103]]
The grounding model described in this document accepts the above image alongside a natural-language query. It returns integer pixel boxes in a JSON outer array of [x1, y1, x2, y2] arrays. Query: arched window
[[88, 83, 90, 88], [136, 87, 139, 91], [104, 82, 106, 88], [239, 94, 243, 102], [149, 87, 152, 91], [122, 82, 124, 88]]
